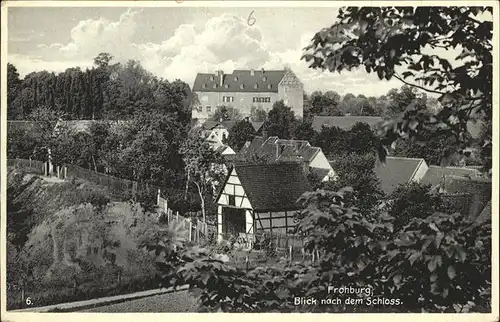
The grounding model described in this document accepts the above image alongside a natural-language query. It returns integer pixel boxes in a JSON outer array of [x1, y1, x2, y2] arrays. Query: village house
[[215, 162, 311, 244], [372, 156, 429, 195], [191, 67, 304, 122], [237, 134, 336, 182]]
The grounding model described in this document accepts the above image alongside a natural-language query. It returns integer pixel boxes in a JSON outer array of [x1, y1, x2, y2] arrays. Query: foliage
[[227, 120, 256, 151], [263, 101, 298, 139], [312, 122, 378, 157], [212, 106, 243, 122], [180, 128, 226, 224], [324, 153, 384, 215], [292, 120, 316, 141], [7, 53, 192, 123], [302, 7, 493, 171], [250, 106, 267, 122], [387, 182, 439, 230]]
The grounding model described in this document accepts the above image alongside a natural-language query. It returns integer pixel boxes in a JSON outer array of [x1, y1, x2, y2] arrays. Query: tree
[[212, 106, 242, 122], [227, 120, 256, 151], [302, 6, 493, 171], [180, 128, 225, 227], [387, 182, 438, 230], [263, 100, 298, 139], [292, 120, 316, 141], [345, 122, 378, 155], [325, 153, 384, 215], [312, 126, 347, 157], [250, 106, 267, 122], [309, 91, 342, 116], [7, 63, 22, 119]]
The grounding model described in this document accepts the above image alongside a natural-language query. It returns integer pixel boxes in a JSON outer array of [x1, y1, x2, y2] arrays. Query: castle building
[[191, 68, 304, 122]]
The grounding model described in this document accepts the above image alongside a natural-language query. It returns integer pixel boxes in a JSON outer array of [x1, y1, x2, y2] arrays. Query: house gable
[[217, 168, 253, 209]]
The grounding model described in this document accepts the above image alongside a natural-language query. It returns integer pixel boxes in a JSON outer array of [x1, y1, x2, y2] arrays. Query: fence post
[[176, 211, 179, 222], [57, 166, 60, 179], [64, 166, 67, 179], [289, 245, 293, 263], [189, 220, 192, 242], [157, 189, 161, 206]]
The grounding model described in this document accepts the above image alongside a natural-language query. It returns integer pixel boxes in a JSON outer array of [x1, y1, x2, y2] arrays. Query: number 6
[[26, 297, 32, 305], [247, 10, 256, 26]]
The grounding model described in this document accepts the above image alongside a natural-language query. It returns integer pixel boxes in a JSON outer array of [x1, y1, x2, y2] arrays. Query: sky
[[7, 6, 427, 96]]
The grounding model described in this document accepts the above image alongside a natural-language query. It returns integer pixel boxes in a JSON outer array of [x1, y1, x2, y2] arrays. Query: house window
[[207, 106, 212, 113], [229, 195, 235, 206], [223, 96, 234, 103], [254, 97, 270, 103]]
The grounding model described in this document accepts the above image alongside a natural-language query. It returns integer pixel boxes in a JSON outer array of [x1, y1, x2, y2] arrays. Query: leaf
[[447, 265, 456, 280], [428, 257, 437, 272], [393, 274, 402, 286], [408, 251, 422, 266], [428, 223, 439, 232]]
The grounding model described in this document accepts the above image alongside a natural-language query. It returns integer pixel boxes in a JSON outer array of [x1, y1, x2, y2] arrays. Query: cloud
[[11, 9, 403, 96], [38, 9, 141, 62], [8, 54, 93, 77]]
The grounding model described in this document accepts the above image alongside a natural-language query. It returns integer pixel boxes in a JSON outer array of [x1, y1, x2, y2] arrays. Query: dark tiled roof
[[250, 121, 265, 132], [237, 136, 321, 164], [193, 69, 286, 93], [312, 116, 384, 132], [234, 162, 311, 211], [373, 157, 426, 195], [420, 166, 480, 188]]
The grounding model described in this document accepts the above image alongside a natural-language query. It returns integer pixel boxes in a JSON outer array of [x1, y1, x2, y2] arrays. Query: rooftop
[[312, 116, 384, 132], [192, 69, 287, 93], [420, 165, 481, 188], [373, 156, 427, 195], [233, 162, 311, 211]]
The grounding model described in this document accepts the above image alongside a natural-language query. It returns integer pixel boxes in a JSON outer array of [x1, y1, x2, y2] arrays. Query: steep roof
[[373, 157, 426, 195], [193, 69, 286, 93], [250, 121, 265, 132], [312, 116, 384, 132], [236, 136, 321, 164], [420, 166, 480, 188], [234, 162, 311, 211]]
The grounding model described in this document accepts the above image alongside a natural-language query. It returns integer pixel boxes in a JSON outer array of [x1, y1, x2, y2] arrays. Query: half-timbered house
[[215, 162, 311, 244]]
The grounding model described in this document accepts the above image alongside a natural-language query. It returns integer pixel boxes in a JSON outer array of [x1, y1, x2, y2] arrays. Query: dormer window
[[262, 76, 267, 82], [225, 84, 229, 88], [254, 84, 258, 89], [234, 76, 238, 82], [210, 75, 214, 81], [202, 83, 207, 89], [267, 84, 272, 89], [240, 84, 245, 89], [213, 84, 217, 89]]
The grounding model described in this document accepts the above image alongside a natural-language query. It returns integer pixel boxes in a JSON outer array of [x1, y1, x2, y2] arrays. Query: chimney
[[250, 69, 255, 76], [217, 70, 224, 87]]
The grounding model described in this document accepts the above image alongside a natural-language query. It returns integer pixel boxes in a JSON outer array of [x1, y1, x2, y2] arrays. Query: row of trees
[[7, 53, 193, 124], [303, 85, 440, 119]]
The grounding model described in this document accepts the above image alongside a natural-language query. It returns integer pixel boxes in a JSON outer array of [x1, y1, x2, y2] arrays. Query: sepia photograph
[[1, 1, 498, 319]]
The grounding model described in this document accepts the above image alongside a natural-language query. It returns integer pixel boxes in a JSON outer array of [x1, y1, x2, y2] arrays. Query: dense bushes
[[146, 188, 491, 313]]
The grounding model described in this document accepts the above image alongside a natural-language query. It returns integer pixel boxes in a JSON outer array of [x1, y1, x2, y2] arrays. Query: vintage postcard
[[1, 1, 498, 321]]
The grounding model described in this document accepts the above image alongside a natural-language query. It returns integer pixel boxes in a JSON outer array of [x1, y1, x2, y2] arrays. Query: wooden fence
[[7, 158, 46, 175], [157, 194, 213, 244]]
